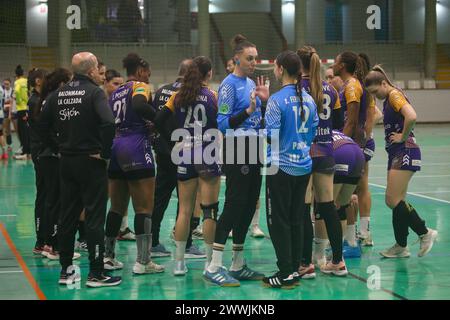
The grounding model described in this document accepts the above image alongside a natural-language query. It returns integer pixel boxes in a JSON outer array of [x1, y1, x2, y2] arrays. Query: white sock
[[120, 215, 128, 232], [205, 243, 213, 265], [207, 247, 224, 273], [175, 241, 187, 261], [345, 224, 357, 247], [313, 238, 328, 260], [360, 217, 370, 236], [230, 244, 245, 271], [251, 207, 260, 227]]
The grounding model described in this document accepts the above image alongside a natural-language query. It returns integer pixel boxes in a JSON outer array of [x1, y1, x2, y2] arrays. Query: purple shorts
[[388, 147, 421, 172], [108, 133, 155, 180], [334, 143, 365, 184], [311, 143, 335, 174], [362, 138, 375, 162]]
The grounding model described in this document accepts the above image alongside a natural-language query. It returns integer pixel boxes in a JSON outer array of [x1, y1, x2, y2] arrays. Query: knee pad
[[201, 202, 219, 222], [338, 204, 350, 221]]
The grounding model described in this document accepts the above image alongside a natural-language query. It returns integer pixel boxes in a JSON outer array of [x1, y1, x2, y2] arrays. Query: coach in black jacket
[[39, 52, 120, 287]]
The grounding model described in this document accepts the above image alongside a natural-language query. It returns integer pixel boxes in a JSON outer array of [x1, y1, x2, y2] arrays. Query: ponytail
[[309, 52, 324, 113], [297, 46, 323, 113]]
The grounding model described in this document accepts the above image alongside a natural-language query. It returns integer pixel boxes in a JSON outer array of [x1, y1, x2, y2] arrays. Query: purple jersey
[[302, 78, 341, 158], [166, 86, 218, 150], [383, 88, 418, 153], [109, 81, 152, 135], [332, 130, 357, 150]]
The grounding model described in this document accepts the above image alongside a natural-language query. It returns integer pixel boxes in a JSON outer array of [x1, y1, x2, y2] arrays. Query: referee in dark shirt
[[38, 52, 121, 288]]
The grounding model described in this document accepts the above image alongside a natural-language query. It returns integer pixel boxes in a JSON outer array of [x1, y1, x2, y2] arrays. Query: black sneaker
[[86, 272, 122, 288], [58, 269, 81, 285], [262, 272, 296, 289]]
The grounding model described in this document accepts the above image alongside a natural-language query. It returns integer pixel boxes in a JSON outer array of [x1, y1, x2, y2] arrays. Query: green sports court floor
[[1, 124, 449, 300]]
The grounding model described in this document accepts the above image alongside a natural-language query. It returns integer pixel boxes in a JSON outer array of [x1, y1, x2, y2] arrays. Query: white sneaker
[[358, 231, 374, 246], [173, 260, 188, 276], [192, 225, 204, 240], [133, 261, 165, 274], [104, 257, 124, 270], [250, 225, 265, 238], [418, 228, 438, 257], [380, 243, 410, 258], [13, 154, 28, 160]]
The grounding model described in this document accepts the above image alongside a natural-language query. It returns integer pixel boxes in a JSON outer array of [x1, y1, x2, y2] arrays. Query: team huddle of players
[[22, 33, 437, 289]]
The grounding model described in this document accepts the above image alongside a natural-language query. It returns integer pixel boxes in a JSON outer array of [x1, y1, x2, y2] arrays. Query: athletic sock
[[135, 214, 152, 265], [120, 215, 129, 232], [105, 211, 123, 258], [360, 217, 370, 237], [205, 242, 213, 265], [207, 243, 225, 273], [175, 241, 187, 261], [345, 224, 357, 247], [406, 202, 428, 236], [318, 201, 343, 264], [230, 243, 244, 271], [313, 238, 328, 262]]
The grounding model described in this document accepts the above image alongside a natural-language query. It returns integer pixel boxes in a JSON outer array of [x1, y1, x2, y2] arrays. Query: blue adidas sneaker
[[229, 264, 265, 281], [203, 267, 240, 287]]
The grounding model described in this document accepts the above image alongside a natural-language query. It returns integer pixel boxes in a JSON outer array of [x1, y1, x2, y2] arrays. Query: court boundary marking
[[369, 183, 450, 205], [0, 223, 46, 300]]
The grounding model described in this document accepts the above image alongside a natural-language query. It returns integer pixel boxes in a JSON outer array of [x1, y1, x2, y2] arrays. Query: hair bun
[[230, 34, 247, 49]]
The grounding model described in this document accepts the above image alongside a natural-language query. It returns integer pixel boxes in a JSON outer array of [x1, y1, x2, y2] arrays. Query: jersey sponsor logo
[[288, 153, 301, 163], [59, 107, 81, 121], [364, 148, 374, 157], [335, 164, 349, 172], [219, 104, 230, 114], [135, 87, 146, 94], [412, 159, 421, 167], [177, 166, 187, 174]]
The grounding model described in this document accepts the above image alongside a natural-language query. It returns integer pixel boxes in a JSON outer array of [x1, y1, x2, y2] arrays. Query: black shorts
[[312, 156, 335, 174], [333, 175, 361, 185], [108, 168, 155, 180]]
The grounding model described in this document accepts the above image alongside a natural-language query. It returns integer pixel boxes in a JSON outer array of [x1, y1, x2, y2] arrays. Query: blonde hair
[[297, 46, 324, 113]]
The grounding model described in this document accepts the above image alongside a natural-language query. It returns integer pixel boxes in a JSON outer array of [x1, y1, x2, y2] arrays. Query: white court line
[[0, 270, 24, 274], [371, 163, 450, 167], [370, 183, 450, 205], [370, 175, 450, 179]]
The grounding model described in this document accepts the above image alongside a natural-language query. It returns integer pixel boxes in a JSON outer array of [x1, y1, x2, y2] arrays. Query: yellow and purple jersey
[[383, 88, 418, 152], [339, 77, 373, 132], [109, 81, 152, 134]]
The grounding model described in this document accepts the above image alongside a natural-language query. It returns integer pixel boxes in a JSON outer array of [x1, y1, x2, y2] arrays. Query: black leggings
[[17, 111, 30, 154], [266, 170, 310, 277], [40, 156, 60, 247], [214, 163, 262, 245]]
